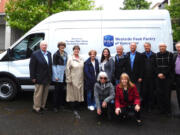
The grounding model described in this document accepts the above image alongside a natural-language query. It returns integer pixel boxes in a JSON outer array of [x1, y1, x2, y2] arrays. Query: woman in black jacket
[[52, 42, 68, 112]]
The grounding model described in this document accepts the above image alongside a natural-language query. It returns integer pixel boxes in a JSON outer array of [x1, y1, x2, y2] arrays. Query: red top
[[115, 84, 140, 108]]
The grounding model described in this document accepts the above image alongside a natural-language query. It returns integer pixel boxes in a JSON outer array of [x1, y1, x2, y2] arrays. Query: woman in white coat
[[66, 45, 84, 118]]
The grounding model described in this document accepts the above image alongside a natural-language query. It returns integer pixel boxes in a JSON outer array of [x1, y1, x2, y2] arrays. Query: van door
[[8, 33, 45, 84]]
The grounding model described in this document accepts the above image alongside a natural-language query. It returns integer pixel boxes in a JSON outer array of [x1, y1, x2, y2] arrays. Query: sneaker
[[87, 106, 91, 110], [89, 106, 95, 111]]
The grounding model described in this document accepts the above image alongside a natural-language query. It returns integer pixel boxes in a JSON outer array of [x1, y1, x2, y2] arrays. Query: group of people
[[29, 40, 180, 126]]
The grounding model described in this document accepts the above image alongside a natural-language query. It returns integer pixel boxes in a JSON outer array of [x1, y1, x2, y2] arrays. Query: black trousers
[[156, 78, 171, 113], [97, 102, 114, 119], [120, 105, 141, 120], [142, 77, 155, 109], [53, 82, 65, 108], [176, 75, 180, 109]]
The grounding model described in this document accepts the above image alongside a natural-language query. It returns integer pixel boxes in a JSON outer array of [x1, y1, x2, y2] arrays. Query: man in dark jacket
[[126, 42, 143, 93], [29, 40, 52, 114], [173, 41, 180, 110], [114, 45, 128, 85], [142, 42, 156, 112], [155, 43, 173, 115]]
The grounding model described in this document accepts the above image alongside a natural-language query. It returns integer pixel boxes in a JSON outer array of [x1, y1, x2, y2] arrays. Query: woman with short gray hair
[[94, 71, 115, 120]]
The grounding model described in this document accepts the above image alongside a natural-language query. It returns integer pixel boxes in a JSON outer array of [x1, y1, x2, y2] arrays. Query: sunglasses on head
[[100, 77, 107, 80]]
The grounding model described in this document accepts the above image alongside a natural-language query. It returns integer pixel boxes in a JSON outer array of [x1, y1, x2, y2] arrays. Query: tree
[[5, 0, 94, 32], [166, 0, 180, 42], [122, 0, 151, 10]]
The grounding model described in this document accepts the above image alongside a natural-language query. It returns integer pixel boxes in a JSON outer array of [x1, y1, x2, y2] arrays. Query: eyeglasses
[[100, 77, 107, 80]]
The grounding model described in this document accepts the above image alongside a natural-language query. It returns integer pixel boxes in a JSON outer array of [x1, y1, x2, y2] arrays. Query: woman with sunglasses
[[115, 73, 142, 126], [94, 72, 115, 120], [100, 48, 115, 83]]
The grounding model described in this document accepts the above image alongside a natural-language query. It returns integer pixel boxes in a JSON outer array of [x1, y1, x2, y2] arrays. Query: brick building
[[0, 0, 23, 51]]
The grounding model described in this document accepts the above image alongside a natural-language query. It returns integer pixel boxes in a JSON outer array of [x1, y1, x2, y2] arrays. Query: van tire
[[0, 77, 18, 100]]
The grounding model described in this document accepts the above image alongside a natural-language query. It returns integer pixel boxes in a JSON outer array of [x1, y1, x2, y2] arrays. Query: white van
[[0, 10, 173, 100]]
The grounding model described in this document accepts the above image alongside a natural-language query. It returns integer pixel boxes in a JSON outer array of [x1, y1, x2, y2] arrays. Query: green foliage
[[5, 0, 94, 32], [166, 0, 180, 42], [122, 0, 151, 9]]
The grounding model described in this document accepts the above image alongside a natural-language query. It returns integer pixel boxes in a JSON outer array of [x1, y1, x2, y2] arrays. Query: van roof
[[41, 10, 170, 24]]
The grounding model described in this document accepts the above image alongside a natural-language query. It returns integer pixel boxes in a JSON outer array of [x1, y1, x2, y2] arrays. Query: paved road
[[0, 91, 180, 135]]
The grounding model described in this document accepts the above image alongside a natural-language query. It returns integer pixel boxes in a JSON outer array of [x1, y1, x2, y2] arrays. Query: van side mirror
[[7, 48, 13, 60]]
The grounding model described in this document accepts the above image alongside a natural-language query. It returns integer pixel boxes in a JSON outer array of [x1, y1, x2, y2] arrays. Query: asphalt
[[0, 90, 180, 135]]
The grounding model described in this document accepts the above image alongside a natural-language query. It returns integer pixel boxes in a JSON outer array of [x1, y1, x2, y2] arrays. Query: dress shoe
[[41, 107, 48, 111], [53, 108, 59, 113]]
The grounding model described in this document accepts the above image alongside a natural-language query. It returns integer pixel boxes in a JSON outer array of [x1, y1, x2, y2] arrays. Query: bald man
[[155, 43, 173, 115], [173, 41, 180, 110], [29, 40, 52, 114], [114, 45, 128, 84]]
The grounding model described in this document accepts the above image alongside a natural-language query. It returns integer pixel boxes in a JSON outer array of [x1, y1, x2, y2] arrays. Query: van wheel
[[0, 78, 17, 100]]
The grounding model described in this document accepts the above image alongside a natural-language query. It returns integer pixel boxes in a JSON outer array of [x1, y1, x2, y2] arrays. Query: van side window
[[11, 33, 44, 60]]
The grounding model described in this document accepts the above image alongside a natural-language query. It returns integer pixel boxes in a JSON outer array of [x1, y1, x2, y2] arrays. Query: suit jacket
[[29, 50, 52, 84], [115, 85, 140, 108], [173, 53, 178, 74], [141, 51, 156, 78], [126, 51, 143, 83]]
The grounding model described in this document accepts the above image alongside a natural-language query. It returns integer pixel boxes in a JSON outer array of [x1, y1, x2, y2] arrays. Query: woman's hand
[[115, 108, 121, 115], [135, 104, 140, 112], [102, 101, 107, 108], [97, 109, 101, 115]]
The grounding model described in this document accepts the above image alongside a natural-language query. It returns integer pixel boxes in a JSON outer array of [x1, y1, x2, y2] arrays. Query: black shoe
[[136, 120, 142, 126], [41, 107, 48, 111], [53, 108, 59, 113], [32, 109, 43, 114]]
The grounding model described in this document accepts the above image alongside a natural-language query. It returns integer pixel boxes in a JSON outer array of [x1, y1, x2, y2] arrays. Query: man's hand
[[138, 78, 142, 82], [55, 78, 59, 81], [158, 73, 165, 79], [32, 79, 36, 83]]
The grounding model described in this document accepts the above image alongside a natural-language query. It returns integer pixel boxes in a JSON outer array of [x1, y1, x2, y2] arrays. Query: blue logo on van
[[104, 35, 114, 47]]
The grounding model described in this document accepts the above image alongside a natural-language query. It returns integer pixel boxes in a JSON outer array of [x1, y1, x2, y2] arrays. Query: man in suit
[[114, 45, 128, 85], [126, 42, 143, 93], [141, 42, 156, 112], [155, 43, 173, 115], [173, 41, 180, 110], [29, 40, 52, 114]]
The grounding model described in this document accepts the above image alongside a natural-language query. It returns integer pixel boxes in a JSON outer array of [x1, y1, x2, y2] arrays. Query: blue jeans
[[87, 90, 95, 107]]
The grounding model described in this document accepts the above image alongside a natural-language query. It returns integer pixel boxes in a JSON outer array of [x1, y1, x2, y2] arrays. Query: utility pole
[[48, 0, 53, 15]]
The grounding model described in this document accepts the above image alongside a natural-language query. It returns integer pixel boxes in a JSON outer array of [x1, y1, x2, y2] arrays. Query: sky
[[94, 0, 165, 10]]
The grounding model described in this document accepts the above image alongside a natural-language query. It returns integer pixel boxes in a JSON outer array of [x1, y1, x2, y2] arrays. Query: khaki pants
[[33, 84, 49, 111]]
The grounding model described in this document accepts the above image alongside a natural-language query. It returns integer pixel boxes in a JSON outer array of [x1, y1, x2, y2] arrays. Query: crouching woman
[[94, 72, 115, 119], [115, 73, 142, 126]]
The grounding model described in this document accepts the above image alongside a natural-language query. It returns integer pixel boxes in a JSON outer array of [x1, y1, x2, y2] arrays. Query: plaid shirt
[[155, 51, 173, 77]]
